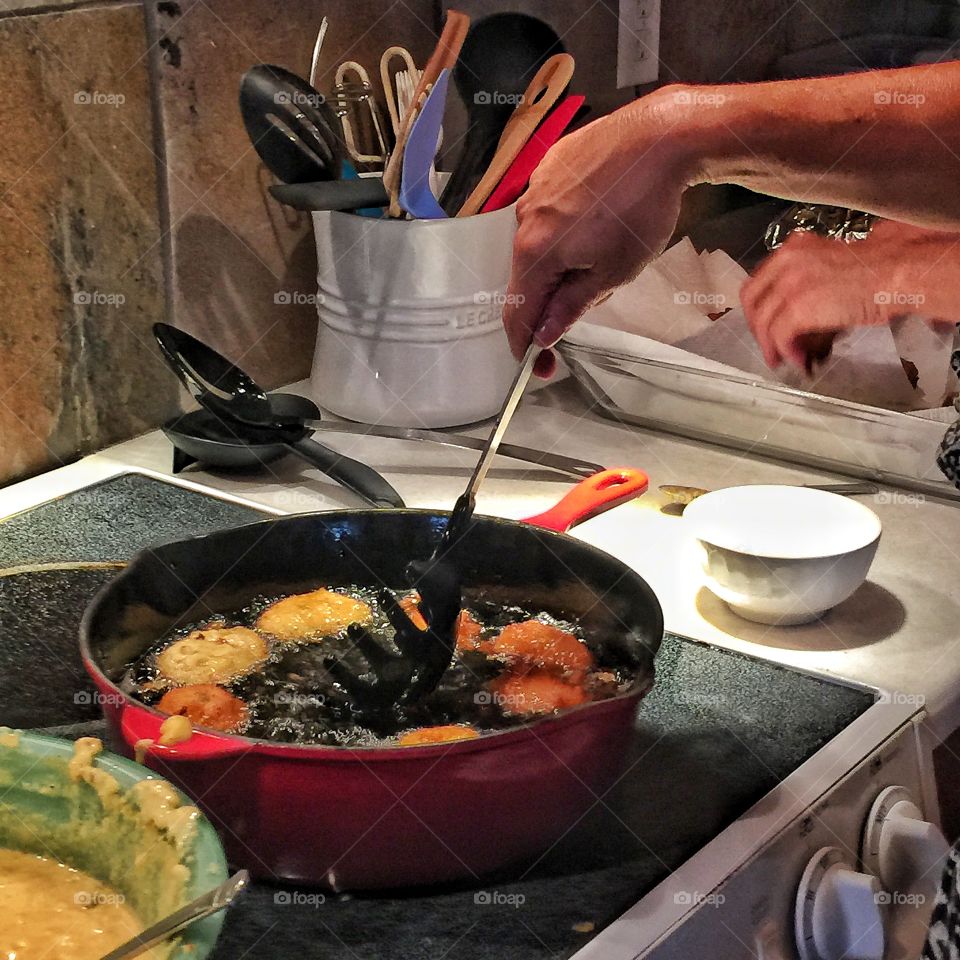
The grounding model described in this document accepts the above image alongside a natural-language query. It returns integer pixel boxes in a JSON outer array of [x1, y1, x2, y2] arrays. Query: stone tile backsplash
[[0, 2, 172, 483], [0, 0, 933, 485]]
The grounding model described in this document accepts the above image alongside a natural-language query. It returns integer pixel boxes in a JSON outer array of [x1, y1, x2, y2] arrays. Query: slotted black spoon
[[327, 344, 540, 711], [239, 63, 388, 210]]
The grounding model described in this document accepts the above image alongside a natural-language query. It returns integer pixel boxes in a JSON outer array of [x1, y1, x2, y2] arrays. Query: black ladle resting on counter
[[153, 323, 404, 508], [154, 322, 604, 479], [162, 403, 344, 475]]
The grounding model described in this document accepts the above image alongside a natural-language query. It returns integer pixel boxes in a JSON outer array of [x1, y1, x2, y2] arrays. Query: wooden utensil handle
[[380, 46, 419, 138], [383, 9, 469, 216], [457, 53, 574, 217]]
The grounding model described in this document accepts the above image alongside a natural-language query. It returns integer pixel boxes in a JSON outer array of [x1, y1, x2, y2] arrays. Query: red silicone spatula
[[480, 93, 585, 213]]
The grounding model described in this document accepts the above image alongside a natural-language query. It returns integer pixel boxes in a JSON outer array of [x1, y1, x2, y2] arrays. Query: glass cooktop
[[0, 473, 873, 960]]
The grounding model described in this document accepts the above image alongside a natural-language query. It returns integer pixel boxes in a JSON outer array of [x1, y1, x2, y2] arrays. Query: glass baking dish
[[558, 335, 958, 500]]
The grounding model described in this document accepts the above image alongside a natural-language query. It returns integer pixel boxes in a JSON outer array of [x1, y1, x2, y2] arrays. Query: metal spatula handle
[[440, 343, 539, 551], [99, 871, 249, 960], [467, 342, 540, 496]]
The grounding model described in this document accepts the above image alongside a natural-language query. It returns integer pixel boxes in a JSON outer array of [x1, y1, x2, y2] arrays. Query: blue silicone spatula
[[399, 69, 450, 219]]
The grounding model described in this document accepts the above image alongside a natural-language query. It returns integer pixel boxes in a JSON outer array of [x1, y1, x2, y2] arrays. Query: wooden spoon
[[659, 481, 879, 513], [382, 9, 469, 217], [456, 53, 574, 217]]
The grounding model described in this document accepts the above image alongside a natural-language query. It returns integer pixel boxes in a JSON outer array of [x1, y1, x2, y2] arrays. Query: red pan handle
[[521, 468, 649, 533], [119, 701, 249, 761]]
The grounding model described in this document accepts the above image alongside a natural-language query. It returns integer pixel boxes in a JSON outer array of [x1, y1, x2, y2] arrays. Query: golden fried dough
[[397, 725, 480, 746], [479, 620, 594, 682], [157, 684, 249, 732], [489, 669, 588, 715], [156, 625, 267, 685], [256, 587, 372, 642]]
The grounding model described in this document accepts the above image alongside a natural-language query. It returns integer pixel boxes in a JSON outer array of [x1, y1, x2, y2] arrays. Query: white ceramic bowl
[[683, 485, 882, 625]]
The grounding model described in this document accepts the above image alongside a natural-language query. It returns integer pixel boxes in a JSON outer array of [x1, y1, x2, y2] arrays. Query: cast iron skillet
[[80, 484, 662, 890]]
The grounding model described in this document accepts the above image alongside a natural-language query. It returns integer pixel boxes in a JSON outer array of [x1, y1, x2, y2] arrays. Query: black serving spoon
[[162, 405, 319, 473], [153, 324, 404, 508], [439, 13, 563, 215], [269, 178, 388, 211], [154, 323, 604, 478]]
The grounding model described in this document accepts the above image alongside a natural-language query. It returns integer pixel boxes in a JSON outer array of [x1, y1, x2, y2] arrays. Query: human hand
[[741, 229, 899, 370], [501, 90, 693, 377]]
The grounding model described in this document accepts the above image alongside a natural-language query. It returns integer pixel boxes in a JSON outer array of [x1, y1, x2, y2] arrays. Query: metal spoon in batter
[[99, 871, 249, 960]]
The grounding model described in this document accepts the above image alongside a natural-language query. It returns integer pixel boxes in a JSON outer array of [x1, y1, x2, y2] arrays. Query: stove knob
[[862, 785, 949, 894], [795, 846, 886, 960]]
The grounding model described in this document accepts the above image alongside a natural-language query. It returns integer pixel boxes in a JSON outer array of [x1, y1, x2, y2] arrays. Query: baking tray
[[558, 336, 959, 500]]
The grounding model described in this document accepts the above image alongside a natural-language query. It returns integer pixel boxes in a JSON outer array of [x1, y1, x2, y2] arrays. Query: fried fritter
[[479, 620, 594, 682], [489, 669, 588, 715], [256, 587, 372, 642], [156, 624, 267, 685], [397, 724, 480, 746], [157, 684, 249, 732]]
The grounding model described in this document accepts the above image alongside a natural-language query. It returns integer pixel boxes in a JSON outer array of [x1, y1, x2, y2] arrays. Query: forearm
[[650, 63, 960, 229], [878, 228, 960, 323]]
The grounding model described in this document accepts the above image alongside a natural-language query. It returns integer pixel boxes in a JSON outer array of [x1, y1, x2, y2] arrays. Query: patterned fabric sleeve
[[938, 349, 960, 491], [923, 844, 960, 960]]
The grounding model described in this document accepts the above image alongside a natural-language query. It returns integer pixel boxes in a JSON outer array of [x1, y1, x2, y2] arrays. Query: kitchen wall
[[0, 0, 955, 487], [0, 0, 437, 487]]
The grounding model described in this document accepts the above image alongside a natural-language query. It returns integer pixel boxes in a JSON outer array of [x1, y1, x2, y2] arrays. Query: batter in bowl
[[0, 848, 159, 959]]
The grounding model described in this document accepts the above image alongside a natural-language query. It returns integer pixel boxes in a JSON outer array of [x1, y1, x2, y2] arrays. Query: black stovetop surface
[[0, 473, 874, 960]]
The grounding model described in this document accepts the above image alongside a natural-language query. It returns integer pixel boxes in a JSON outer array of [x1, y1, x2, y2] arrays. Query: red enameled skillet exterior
[[80, 469, 663, 889]]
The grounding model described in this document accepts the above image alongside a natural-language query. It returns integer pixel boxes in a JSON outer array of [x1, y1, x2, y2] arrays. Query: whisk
[[331, 61, 389, 167]]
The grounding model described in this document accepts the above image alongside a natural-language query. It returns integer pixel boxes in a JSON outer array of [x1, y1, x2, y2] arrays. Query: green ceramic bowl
[[0, 728, 228, 958]]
